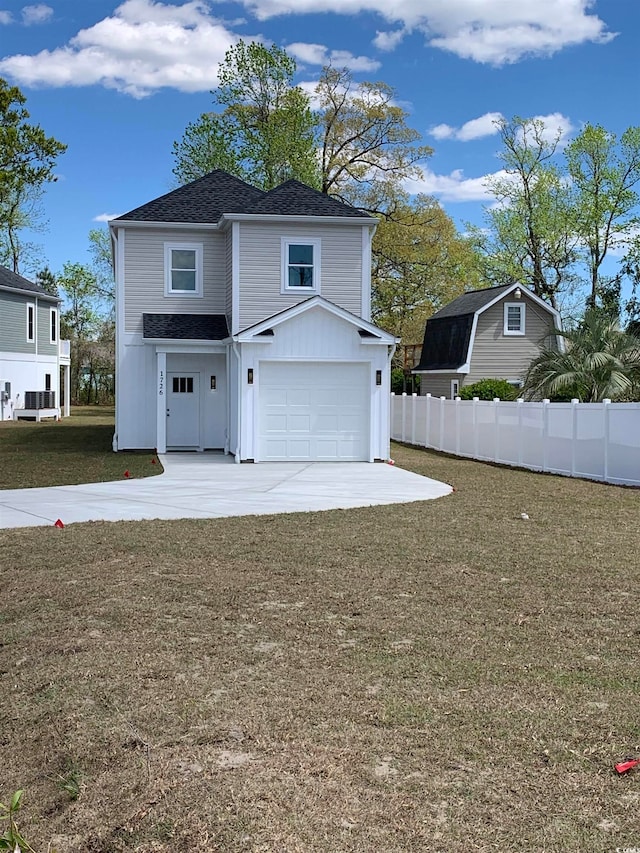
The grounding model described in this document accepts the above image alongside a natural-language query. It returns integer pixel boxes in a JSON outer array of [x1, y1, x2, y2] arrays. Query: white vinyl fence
[[391, 393, 640, 487]]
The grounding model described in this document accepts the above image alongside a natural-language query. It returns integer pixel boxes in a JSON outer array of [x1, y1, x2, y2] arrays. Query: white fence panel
[[391, 393, 640, 487]]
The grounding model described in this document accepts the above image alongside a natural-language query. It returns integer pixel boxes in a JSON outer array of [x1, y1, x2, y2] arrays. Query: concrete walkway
[[0, 454, 452, 529]]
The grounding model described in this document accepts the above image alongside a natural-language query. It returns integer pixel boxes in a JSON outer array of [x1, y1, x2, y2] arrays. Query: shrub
[[459, 378, 519, 401]]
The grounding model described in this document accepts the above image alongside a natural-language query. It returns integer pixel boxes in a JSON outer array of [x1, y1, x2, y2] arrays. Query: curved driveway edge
[[0, 454, 452, 529]]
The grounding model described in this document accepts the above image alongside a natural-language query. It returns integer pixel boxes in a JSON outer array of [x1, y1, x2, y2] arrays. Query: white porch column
[[63, 364, 70, 417], [156, 350, 167, 454]]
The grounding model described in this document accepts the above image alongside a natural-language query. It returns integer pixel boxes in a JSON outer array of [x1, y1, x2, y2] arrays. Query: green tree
[[523, 307, 640, 401], [565, 124, 640, 308], [316, 66, 432, 213], [88, 226, 115, 305], [470, 116, 578, 310], [372, 194, 480, 341], [35, 265, 57, 295], [173, 41, 318, 190], [0, 78, 66, 273], [58, 262, 102, 404]]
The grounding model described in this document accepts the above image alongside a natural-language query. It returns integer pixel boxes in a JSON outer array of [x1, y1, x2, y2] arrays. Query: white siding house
[[111, 171, 396, 461]]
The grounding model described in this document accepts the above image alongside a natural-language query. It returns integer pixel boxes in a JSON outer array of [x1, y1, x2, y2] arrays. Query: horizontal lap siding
[[238, 222, 363, 330], [37, 303, 56, 356], [225, 229, 233, 332], [419, 373, 460, 399], [0, 292, 33, 353], [467, 296, 556, 385], [124, 228, 226, 335]]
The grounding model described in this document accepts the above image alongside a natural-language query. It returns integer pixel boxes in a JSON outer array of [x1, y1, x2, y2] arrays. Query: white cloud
[[405, 166, 508, 203], [0, 10, 12, 24], [524, 112, 574, 145], [93, 213, 123, 222], [239, 0, 615, 65], [373, 28, 405, 51], [0, 0, 258, 97], [287, 42, 380, 72], [22, 4, 53, 25], [430, 112, 504, 141]]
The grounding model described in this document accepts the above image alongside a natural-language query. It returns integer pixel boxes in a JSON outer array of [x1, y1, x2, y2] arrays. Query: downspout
[[231, 340, 241, 463]]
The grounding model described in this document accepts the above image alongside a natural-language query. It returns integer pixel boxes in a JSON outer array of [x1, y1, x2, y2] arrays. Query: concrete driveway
[[0, 453, 452, 529]]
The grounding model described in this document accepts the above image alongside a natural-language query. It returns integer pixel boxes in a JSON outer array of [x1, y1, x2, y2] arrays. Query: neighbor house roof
[[142, 313, 229, 340], [113, 170, 374, 224], [414, 284, 558, 373], [0, 265, 60, 302]]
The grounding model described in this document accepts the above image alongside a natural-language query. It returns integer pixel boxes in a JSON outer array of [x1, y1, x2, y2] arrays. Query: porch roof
[[143, 313, 229, 340]]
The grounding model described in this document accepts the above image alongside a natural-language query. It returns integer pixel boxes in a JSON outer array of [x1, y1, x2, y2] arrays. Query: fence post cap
[[402, 392, 407, 397], [473, 396, 479, 401], [412, 392, 417, 397], [493, 397, 500, 402], [516, 397, 524, 402], [603, 398, 611, 404], [543, 398, 550, 404], [426, 393, 431, 398], [440, 396, 446, 400], [571, 398, 579, 404]]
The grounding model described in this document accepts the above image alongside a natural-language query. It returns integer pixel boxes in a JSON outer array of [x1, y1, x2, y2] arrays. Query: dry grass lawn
[[0, 407, 162, 489], [1, 444, 639, 851]]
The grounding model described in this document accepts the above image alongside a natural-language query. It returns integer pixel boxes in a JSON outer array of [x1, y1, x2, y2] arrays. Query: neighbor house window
[[50, 308, 57, 343], [451, 379, 460, 399], [164, 243, 203, 297], [504, 302, 525, 335], [45, 373, 51, 391], [281, 238, 321, 293], [26, 304, 35, 342]]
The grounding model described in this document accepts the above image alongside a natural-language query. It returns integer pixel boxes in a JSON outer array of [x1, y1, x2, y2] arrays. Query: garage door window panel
[[282, 238, 321, 293]]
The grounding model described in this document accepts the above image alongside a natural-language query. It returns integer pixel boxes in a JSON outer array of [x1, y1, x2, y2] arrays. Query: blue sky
[[0, 0, 635, 291]]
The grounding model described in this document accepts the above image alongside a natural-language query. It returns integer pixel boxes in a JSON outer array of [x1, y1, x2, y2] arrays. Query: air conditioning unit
[[25, 390, 56, 409]]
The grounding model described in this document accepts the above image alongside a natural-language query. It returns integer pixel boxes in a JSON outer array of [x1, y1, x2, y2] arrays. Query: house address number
[[159, 369, 164, 396]]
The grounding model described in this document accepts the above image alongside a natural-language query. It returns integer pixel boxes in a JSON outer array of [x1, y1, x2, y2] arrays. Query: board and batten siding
[[466, 295, 556, 385], [0, 291, 34, 354], [238, 221, 363, 330], [123, 228, 226, 335]]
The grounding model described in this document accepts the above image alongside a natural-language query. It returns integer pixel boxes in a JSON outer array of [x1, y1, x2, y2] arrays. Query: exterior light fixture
[[210, 375, 216, 390], [514, 287, 522, 299], [247, 368, 254, 385], [376, 370, 382, 386]]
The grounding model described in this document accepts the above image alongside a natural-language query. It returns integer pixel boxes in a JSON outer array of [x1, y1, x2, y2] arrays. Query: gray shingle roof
[[249, 180, 373, 218], [0, 265, 59, 301], [431, 284, 515, 319], [115, 171, 266, 224], [114, 171, 373, 224], [143, 313, 229, 340]]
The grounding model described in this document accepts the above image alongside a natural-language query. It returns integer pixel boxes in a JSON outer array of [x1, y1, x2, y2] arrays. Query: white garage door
[[258, 362, 370, 461]]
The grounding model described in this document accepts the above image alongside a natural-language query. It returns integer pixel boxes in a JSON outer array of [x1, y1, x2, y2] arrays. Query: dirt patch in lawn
[[1, 443, 639, 851]]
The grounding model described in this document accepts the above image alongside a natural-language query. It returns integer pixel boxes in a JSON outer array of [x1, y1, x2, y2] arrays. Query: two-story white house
[[0, 265, 71, 421], [110, 170, 397, 461]]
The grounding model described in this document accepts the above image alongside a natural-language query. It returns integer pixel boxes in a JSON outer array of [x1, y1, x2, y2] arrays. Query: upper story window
[[281, 238, 321, 293], [504, 301, 526, 335], [26, 303, 35, 342], [164, 243, 203, 297], [50, 308, 58, 343]]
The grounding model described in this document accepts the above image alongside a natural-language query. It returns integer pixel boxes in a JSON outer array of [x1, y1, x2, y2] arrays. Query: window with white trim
[[451, 379, 460, 399], [281, 238, 321, 292], [504, 302, 525, 335], [164, 243, 203, 296], [50, 307, 57, 343], [26, 303, 35, 342]]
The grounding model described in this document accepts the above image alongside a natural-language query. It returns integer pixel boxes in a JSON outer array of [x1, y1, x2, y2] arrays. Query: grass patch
[[0, 406, 162, 489], [1, 444, 640, 851]]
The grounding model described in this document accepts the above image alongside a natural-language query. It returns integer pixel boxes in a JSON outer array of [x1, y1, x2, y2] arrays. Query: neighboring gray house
[[0, 266, 71, 420], [110, 170, 397, 460], [413, 283, 561, 398]]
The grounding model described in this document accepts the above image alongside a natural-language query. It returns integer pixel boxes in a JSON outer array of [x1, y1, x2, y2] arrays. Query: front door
[[167, 373, 200, 448]]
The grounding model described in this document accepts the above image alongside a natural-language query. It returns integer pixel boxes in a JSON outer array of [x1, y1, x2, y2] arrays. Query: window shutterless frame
[[281, 237, 321, 293], [50, 307, 57, 343], [503, 302, 526, 335], [26, 303, 35, 343], [164, 242, 203, 297]]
